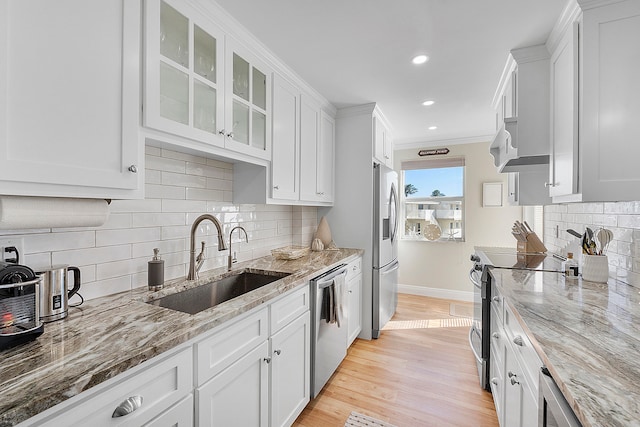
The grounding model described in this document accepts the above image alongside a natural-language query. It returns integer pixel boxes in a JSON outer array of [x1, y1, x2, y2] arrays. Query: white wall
[[0, 146, 317, 301], [544, 202, 640, 286], [395, 142, 522, 300]]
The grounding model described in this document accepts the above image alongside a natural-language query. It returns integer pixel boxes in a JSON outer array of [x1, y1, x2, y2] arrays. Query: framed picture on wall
[[483, 182, 503, 207]]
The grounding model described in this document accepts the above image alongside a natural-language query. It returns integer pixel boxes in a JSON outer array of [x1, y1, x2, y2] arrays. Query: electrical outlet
[[0, 238, 25, 264]]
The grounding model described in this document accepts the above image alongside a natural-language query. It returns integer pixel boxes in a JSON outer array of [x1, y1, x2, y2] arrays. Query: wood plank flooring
[[293, 294, 499, 427]]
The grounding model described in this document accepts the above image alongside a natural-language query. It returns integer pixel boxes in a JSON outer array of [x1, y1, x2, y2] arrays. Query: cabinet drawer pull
[[274, 349, 281, 356], [491, 377, 499, 386], [218, 129, 226, 135], [112, 395, 143, 418], [492, 296, 501, 303], [273, 185, 279, 190], [544, 182, 557, 188], [513, 335, 524, 346], [492, 332, 500, 339], [264, 357, 271, 364], [128, 165, 138, 173], [226, 132, 234, 138]]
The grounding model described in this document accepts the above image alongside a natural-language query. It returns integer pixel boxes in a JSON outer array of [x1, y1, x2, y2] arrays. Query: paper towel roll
[[0, 196, 110, 229]]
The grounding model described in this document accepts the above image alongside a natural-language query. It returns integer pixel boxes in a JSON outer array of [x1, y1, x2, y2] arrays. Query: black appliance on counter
[[0, 259, 44, 350], [468, 248, 564, 390]]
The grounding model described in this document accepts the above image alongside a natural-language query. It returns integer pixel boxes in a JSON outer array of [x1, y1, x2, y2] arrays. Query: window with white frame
[[401, 157, 465, 241]]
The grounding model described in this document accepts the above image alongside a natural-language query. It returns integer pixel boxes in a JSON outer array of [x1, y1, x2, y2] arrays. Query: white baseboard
[[398, 284, 474, 303]]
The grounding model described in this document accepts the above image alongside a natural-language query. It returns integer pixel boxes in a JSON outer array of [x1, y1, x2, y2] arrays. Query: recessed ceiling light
[[422, 100, 435, 106], [428, 126, 438, 130], [412, 55, 429, 65]]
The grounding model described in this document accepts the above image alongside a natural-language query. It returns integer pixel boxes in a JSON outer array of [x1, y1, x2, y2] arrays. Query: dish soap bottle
[[564, 252, 579, 277], [148, 248, 164, 291]]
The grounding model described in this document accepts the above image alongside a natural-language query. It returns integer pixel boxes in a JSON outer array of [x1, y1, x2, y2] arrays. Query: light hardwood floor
[[293, 294, 499, 427]]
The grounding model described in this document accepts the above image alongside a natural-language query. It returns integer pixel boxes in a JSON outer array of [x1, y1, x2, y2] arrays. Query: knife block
[[516, 232, 547, 253]]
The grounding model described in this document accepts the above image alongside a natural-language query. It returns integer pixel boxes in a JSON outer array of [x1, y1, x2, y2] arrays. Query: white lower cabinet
[[195, 286, 310, 427], [490, 287, 541, 427], [346, 258, 362, 346], [270, 312, 311, 427], [196, 341, 270, 426], [21, 347, 194, 427]]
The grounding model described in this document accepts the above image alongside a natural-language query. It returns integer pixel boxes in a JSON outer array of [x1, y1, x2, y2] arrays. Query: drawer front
[[504, 304, 542, 394], [489, 347, 504, 426], [345, 257, 362, 282], [39, 347, 193, 427], [490, 303, 505, 368], [270, 286, 309, 335], [490, 283, 504, 324], [142, 394, 193, 427], [195, 307, 269, 385]]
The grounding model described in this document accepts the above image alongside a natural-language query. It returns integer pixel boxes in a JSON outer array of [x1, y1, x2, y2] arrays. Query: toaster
[[0, 261, 44, 350]]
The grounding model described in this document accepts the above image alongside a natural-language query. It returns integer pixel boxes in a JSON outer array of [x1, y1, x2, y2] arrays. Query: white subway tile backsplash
[[162, 171, 207, 188], [545, 201, 640, 286], [0, 147, 316, 300], [96, 228, 162, 247]]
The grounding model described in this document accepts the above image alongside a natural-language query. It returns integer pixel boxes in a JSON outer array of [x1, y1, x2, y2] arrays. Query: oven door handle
[[469, 268, 482, 289], [468, 324, 483, 364]]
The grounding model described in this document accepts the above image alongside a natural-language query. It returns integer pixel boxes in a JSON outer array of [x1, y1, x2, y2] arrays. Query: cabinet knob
[[508, 371, 516, 378], [491, 377, 498, 386], [544, 182, 557, 188], [492, 296, 501, 303], [492, 332, 500, 339], [128, 165, 138, 173], [264, 357, 271, 364], [112, 395, 143, 418], [316, 192, 325, 196], [510, 377, 520, 386], [348, 290, 353, 294], [273, 185, 279, 190], [513, 335, 524, 346], [226, 132, 234, 138], [274, 349, 281, 356], [218, 129, 226, 135]]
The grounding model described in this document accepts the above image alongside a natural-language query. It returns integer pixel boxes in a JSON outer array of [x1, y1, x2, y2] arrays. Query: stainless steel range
[[468, 248, 564, 390]]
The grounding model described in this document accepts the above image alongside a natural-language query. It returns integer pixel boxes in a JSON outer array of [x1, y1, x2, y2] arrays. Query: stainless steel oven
[[539, 367, 582, 427]]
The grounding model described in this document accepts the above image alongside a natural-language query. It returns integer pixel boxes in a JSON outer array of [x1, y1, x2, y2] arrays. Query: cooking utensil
[[566, 229, 582, 239], [596, 228, 613, 255], [523, 221, 534, 233]]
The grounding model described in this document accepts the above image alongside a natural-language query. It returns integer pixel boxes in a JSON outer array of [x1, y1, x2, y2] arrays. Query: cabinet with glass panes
[[144, 0, 271, 161]]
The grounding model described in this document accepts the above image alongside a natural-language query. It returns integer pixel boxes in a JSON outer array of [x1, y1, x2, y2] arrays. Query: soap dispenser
[[148, 248, 164, 291]]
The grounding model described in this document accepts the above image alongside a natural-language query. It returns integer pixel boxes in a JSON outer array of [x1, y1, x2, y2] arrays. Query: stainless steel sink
[[147, 270, 290, 315]]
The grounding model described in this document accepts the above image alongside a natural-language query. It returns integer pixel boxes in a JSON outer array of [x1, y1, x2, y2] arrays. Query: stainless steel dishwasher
[[310, 264, 348, 398]]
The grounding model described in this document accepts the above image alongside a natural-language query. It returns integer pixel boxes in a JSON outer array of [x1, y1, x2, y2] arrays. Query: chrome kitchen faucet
[[227, 226, 248, 270], [188, 214, 227, 280]]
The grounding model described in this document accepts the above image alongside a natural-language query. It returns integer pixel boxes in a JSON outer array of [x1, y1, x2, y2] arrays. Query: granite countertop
[[0, 248, 362, 426], [489, 265, 640, 427]]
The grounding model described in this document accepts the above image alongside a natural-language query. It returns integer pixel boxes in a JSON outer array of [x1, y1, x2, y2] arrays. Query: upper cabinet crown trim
[[546, 0, 582, 53], [577, 0, 628, 10], [335, 102, 377, 119]]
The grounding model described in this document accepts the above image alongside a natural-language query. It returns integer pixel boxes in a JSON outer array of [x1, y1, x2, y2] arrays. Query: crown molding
[[546, 0, 582, 53], [577, 0, 627, 10]]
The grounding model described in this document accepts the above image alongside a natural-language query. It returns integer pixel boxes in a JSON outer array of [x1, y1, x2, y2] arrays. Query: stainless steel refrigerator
[[372, 163, 399, 338]]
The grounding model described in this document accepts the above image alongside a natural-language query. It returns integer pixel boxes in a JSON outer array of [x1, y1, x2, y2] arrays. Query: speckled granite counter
[[0, 248, 362, 426], [490, 266, 640, 427]]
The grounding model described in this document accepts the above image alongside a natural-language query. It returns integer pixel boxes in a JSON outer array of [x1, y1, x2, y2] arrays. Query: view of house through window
[[401, 157, 465, 241]]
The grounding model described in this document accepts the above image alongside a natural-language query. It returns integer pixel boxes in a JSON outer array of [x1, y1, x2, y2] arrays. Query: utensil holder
[[582, 255, 609, 283]]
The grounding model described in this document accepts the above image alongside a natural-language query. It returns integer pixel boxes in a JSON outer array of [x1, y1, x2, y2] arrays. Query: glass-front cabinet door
[[225, 38, 271, 160], [144, 0, 225, 147]]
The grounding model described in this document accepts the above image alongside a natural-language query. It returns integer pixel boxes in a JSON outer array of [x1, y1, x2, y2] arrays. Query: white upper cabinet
[[144, 0, 225, 148], [0, 0, 142, 199], [224, 37, 272, 161], [144, 0, 271, 161], [271, 74, 299, 201], [549, 19, 579, 200], [373, 113, 393, 168], [490, 45, 550, 173], [548, 0, 640, 202], [300, 96, 335, 203]]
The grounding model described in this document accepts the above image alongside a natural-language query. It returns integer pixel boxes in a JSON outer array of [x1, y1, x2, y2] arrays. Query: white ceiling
[[214, 0, 568, 148]]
